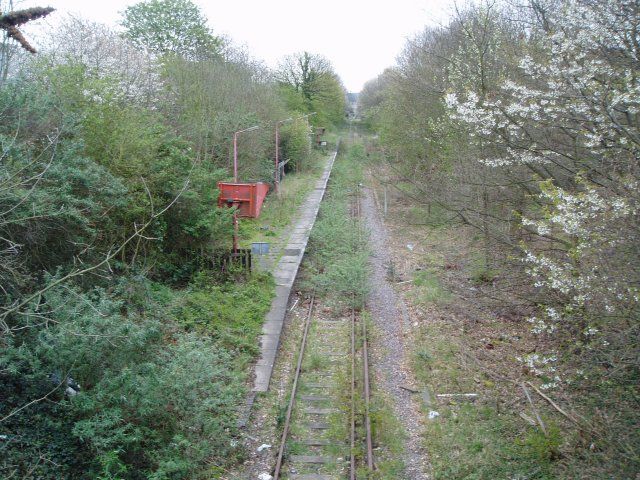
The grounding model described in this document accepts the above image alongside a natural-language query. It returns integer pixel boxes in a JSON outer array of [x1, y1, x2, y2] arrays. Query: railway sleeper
[[289, 455, 336, 464]]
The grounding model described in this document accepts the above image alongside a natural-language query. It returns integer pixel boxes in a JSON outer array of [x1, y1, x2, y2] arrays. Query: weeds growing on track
[[305, 143, 369, 304]]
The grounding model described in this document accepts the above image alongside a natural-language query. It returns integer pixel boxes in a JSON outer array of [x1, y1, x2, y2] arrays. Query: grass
[[411, 303, 560, 479], [368, 390, 407, 479], [268, 137, 409, 479], [362, 124, 637, 479], [405, 203, 454, 228], [304, 351, 329, 371], [408, 218, 563, 480], [412, 324, 467, 390], [168, 270, 275, 368], [305, 138, 370, 302], [240, 160, 324, 246], [468, 253, 500, 285], [425, 404, 558, 480], [365, 155, 564, 478], [295, 138, 387, 478], [410, 269, 453, 306]]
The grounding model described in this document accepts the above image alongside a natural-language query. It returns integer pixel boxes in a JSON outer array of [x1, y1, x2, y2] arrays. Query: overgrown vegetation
[[359, 0, 639, 475], [306, 142, 369, 303], [303, 140, 407, 478], [0, 0, 345, 477], [241, 158, 323, 246], [413, 320, 558, 479]]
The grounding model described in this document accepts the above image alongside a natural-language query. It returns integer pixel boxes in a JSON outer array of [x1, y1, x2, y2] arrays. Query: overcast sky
[[17, 0, 454, 92]]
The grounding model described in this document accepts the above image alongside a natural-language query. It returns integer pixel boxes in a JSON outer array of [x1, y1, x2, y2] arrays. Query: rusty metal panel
[[217, 181, 269, 218]]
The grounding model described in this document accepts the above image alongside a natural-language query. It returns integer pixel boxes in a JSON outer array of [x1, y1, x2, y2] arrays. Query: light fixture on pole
[[231, 124, 260, 252], [301, 112, 317, 148]]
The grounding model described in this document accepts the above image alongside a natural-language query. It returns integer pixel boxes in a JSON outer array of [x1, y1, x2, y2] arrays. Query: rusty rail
[[350, 306, 357, 480], [362, 310, 374, 470], [273, 293, 315, 480], [351, 181, 375, 476], [273, 144, 374, 479]]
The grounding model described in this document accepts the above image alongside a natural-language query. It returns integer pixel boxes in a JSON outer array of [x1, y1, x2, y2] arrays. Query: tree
[[277, 51, 346, 126], [358, 69, 394, 128], [361, 0, 639, 472], [446, 0, 640, 332], [278, 51, 332, 101], [121, 0, 221, 60], [43, 17, 158, 102]]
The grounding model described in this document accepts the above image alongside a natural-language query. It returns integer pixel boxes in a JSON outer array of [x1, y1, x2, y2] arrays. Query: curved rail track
[[273, 181, 373, 480]]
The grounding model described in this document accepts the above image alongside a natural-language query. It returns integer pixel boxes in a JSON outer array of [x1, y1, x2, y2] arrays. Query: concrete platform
[[251, 149, 338, 393]]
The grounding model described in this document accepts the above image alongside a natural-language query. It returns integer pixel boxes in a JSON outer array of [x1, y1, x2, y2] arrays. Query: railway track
[[273, 181, 373, 480]]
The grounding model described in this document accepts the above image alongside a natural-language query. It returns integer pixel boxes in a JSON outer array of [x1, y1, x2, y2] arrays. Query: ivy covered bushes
[[0, 68, 269, 478]]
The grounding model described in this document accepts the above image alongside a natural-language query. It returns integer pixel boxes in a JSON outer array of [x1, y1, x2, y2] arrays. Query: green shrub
[[172, 271, 274, 355], [0, 13, 341, 477], [280, 119, 312, 171], [522, 424, 563, 462], [412, 270, 452, 305], [0, 270, 273, 479]]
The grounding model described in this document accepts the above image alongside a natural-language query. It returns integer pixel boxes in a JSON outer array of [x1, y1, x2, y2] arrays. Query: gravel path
[[361, 186, 431, 480]]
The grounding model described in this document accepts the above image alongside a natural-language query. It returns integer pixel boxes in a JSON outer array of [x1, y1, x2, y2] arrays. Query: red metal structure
[[218, 125, 264, 253], [217, 182, 269, 218]]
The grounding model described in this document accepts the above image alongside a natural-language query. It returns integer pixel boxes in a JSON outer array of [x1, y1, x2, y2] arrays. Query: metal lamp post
[[275, 118, 292, 194], [274, 113, 317, 193], [300, 112, 317, 172], [231, 125, 260, 252]]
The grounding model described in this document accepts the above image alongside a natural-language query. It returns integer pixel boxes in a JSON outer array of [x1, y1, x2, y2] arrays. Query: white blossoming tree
[[446, 0, 639, 376], [358, 0, 640, 470]]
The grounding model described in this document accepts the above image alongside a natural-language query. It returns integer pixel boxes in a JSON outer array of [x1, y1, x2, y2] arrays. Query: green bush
[[172, 271, 274, 355], [1, 272, 272, 479], [73, 334, 243, 479], [280, 119, 312, 171]]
